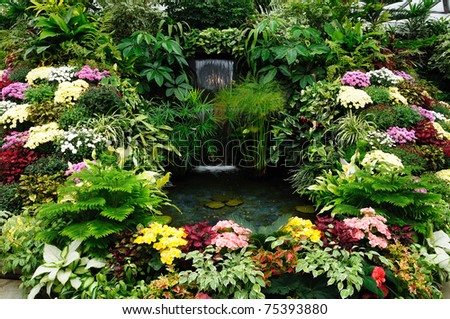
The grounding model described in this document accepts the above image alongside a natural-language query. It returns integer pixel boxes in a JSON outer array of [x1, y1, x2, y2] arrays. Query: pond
[[162, 166, 315, 228]]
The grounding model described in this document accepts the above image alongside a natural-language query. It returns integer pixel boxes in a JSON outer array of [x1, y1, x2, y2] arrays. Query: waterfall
[[192, 165, 238, 174], [194, 59, 234, 91]]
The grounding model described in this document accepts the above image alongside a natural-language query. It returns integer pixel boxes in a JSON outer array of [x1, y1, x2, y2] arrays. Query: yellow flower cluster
[[337, 86, 373, 109], [281, 217, 321, 242], [436, 169, 450, 183], [0, 104, 29, 128], [26, 67, 53, 85], [432, 122, 450, 140], [388, 87, 408, 105], [54, 80, 89, 105], [134, 223, 188, 265], [24, 122, 64, 149]]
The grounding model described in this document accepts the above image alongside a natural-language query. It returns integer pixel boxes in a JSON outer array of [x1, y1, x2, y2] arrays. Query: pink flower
[[211, 220, 252, 250], [340, 71, 371, 88]]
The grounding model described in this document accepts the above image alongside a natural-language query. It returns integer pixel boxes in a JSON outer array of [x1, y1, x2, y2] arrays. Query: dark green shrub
[[7, 64, 32, 82], [363, 86, 391, 104], [164, 0, 256, 29], [76, 85, 123, 115], [23, 156, 67, 176], [103, 2, 164, 40], [0, 183, 23, 215], [384, 146, 426, 174], [363, 104, 421, 130], [24, 84, 55, 104], [58, 105, 92, 130]]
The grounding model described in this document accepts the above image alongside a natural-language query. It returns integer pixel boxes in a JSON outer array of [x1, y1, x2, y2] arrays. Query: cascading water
[[194, 59, 234, 91]]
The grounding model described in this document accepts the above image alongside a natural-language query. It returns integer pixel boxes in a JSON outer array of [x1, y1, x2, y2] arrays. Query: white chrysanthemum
[[26, 67, 54, 85], [0, 104, 29, 128], [361, 150, 404, 172], [24, 122, 64, 149], [337, 86, 373, 109]]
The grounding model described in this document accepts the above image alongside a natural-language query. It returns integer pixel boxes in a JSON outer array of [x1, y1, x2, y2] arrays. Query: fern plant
[[308, 166, 446, 236], [36, 161, 171, 256]]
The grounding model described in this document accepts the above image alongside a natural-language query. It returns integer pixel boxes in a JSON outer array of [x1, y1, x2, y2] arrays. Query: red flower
[[372, 266, 386, 286]]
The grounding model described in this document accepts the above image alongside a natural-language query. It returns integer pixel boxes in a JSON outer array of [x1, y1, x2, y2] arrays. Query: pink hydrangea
[[74, 66, 110, 82], [386, 126, 417, 144], [340, 70, 371, 88], [211, 220, 252, 250], [343, 208, 391, 249], [1, 82, 30, 100]]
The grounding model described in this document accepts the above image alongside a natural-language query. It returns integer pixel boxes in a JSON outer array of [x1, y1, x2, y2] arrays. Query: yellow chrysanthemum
[[281, 217, 321, 242], [54, 80, 89, 105], [26, 67, 53, 85], [24, 122, 64, 149], [0, 104, 29, 128], [337, 86, 373, 109], [388, 87, 408, 105]]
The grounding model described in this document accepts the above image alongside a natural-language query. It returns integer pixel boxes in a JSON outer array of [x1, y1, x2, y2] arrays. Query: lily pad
[[225, 198, 244, 207], [205, 201, 226, 209], [295, 205, 316, 214], [149, 215, 173, 225]]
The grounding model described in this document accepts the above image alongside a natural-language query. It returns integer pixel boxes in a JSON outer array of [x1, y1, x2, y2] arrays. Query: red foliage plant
[[181, 221, 217, 253], [252, 246, 301, 281], [0, 137, 39, 183], [314, 215, 361, 250], [414, 120, 442, 145]]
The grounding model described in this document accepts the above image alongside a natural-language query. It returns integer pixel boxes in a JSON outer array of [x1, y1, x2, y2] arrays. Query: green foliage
[[332, 111, 375, 147], [362, 104, 422, 130], [244, 19, 329, 88], [164, 0, 256, 30], [18, 172, 66, 208], [324, 19, 384, 78], [385, 146, 426, 174], [24, 84, 56, 104], [28, 100, 63, 126], [363, 86, 391, 104], [184, 27, 246, 58], [23, 156, 67, 176], [8, 64, 32, 82], [117, 30, 192, 99], [148, 89, 217, 170], [295, 243, 366, 299], [416, 144, 446, 171], [0, 183, 23, 215], [214, 79, 286, 172], [37, 161, 171, 255], [308, 166, 446, 235], [0, 213, 45, 277], [27, 240, 106, 299], [179, 245, 266, 298], [102, 0, 164, 40], [58, 105, 92, 130], [429, 33, 450, 81], [76, 85, 124, 115]]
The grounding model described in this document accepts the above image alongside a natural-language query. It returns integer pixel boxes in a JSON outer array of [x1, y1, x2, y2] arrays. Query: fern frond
[[75, 197, 107, 210], [88, 220, 123, 239], [100, 205, 134, 222], [372, 193, 414, 207], [61, 221, 92, 241], [38, 202, 80, 216]]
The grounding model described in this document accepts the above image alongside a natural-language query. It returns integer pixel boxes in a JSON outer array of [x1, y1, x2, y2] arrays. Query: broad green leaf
[[63, 251, 80, 267], [86, 259, 106, 269], [31, 265, 54, 280], [70, 278, 82, 290], [27, 284, 43, 299]]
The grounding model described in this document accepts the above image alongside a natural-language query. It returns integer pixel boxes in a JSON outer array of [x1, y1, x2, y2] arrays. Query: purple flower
[[393, 70, 414, 82], [74, 66, 110, 82], [1, 131, 29, 149], [386, 126, 417, 144], [412, 105, 435, 122], [1, 82, 30, 100], [340, 71, 371, 88]]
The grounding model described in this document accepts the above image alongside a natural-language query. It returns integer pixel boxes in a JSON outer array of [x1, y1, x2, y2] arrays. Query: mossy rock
[[205, 201, 226, 209], [225, 198, 244, 207], [295, 205, 316, 214]]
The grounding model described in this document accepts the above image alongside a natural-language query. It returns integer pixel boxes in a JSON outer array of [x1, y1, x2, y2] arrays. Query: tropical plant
[[36, 161, 173, 256], [244, 19, 330, 88], [27, 240, 106, 299], [214, 79, 285, 173], [147, 89, 217, 169], [75, 84, 124, 115], [117, 30, 192, 98]]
